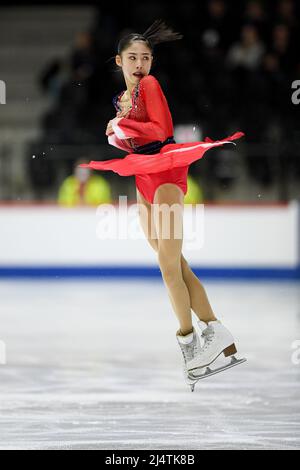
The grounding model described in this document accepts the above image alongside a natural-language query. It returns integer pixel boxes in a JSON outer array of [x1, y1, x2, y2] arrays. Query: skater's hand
[[116, 109, 131, 119], [106, 120, 114, 136], [106, 109, 131, 136]]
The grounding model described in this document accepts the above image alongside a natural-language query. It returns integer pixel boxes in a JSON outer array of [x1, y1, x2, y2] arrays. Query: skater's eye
[[129, 56, 150, 60]]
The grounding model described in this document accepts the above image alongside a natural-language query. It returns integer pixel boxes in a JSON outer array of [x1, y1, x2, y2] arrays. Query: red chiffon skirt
[[79, 132, 244, 177]]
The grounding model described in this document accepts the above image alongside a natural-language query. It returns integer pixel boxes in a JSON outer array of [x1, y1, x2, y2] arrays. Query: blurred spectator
[[200, 0, 233, 52], [71, 31, 95, 82], [39, 58, 67, 101], [184, 175, 204, 204], [227, 24, 265, 71], [35, 1, 300, 198], [214, 149, 239, 189], [276, 0, 298, 30], [58, 159, 112, 207], [244, 1, 269, 40], [269, 24, 296, 76], [245, 0, 266, 22], [40, 31, 99, 145]]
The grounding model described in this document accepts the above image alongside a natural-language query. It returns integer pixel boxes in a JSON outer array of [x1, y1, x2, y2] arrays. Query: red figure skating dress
[[79, 75, 244, 204]]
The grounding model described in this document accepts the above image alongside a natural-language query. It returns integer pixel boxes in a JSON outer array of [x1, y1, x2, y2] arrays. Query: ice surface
[[0, 279, 299, 450]]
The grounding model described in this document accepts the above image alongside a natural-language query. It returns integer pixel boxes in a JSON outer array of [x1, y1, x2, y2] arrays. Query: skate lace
[[199, 326, 215, 354], [180, 337, 199, 363]]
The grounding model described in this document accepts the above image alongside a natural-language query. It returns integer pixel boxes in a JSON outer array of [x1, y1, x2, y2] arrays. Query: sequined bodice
[[113, 82, 148, 150], [111, 75, 175, 154]]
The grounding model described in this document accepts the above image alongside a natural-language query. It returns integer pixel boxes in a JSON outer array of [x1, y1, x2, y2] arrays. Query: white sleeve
[[107, 133, 132, 152]]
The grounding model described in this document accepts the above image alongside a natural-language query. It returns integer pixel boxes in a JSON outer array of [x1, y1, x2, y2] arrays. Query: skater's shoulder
[[140, 74, 162, 96], [141, 74, 156, 81], [140, 74, 159, 86]]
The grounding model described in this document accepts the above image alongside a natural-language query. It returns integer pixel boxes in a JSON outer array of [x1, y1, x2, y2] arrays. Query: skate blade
[[188, 356, 247, 390]]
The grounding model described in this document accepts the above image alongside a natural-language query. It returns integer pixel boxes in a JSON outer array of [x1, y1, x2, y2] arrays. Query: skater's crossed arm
[[108, 75, 171, 142]]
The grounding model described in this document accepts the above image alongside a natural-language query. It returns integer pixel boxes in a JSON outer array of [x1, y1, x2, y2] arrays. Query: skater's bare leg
[[180, 256, 217, 324], [137, 189, 217, 325], [153, 184, 193, 336]]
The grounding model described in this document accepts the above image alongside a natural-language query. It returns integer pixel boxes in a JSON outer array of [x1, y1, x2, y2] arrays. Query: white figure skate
[[176, 328, 202, 388], [186, 321, 246, 392]]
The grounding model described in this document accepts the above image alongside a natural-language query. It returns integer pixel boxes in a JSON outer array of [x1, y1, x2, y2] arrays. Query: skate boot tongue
[[197, 320, 209, 332], [197, 320, 220, 333], [204, 321, 221, 335], [202, 324, 215, 342]]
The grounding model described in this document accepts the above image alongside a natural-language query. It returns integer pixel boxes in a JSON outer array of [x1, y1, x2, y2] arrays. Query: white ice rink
[[0, 279, 299, 450]]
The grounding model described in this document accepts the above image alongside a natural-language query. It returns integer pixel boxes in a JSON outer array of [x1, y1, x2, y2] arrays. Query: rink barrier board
[[0, 202, 292, 208], [0, 202, 299, 280], [0, 266, 299, 280]]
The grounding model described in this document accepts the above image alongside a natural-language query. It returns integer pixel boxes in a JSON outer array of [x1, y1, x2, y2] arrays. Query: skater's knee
[[160, 266, 175, 282], [181, 255, 201, 283], [159, 254, 181, 284], [181, 255, 189, 274]]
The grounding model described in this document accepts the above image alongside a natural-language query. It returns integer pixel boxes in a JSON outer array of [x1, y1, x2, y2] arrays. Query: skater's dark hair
[[117, 19, 183, 55], [106, 20, 183, 71]]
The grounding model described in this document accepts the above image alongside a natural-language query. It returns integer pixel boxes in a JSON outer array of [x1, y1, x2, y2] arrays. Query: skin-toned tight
[[137, 185, 217, 336]]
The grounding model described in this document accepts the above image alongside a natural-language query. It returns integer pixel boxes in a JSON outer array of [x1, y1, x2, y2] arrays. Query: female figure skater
[[80, 20, 245, 391]]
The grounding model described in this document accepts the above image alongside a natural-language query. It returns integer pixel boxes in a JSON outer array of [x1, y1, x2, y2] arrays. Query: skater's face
[[116, 41, 153, 87]]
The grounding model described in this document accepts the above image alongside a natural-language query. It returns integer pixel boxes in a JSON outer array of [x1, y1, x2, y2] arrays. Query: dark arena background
[[0, 0, 299, 451]]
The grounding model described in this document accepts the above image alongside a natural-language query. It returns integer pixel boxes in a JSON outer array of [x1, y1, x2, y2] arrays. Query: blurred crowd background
[[0, 0, 299, 204]]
